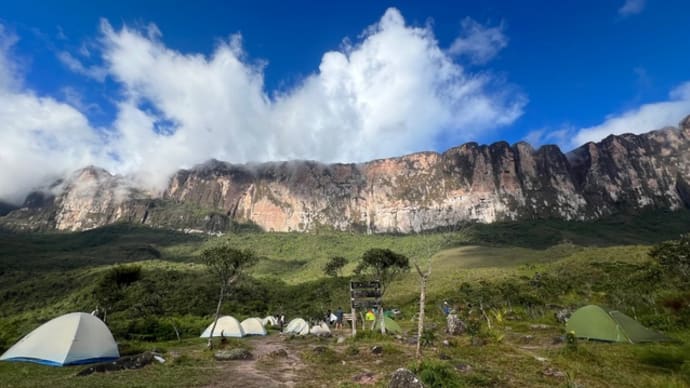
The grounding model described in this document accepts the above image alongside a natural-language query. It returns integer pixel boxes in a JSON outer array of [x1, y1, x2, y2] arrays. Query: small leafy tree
[[356, 249, 410, 296], [323, 256, 347, 277], [649, 234, 690, 280], [356, 248, 409, 333], [202, 245, 257, 349]]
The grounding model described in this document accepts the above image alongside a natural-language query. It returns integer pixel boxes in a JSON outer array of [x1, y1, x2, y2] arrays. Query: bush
[[412, 360, 461, 388], [650, 234, 690, 280]]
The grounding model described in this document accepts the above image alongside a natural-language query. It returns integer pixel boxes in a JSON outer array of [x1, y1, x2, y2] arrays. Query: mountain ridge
[[3, 117, 689, 233]]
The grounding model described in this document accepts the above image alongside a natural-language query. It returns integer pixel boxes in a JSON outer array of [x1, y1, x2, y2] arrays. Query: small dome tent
[[566, 305, 671, 343], [200, 316, 244, 338], [373, 316, 402, 334], [284, 318, 309, 335], [241, 318, 267, 336], [0, 312, 119, 366]]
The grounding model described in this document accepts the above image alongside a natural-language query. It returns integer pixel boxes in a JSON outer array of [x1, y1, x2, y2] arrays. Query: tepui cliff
[[2, 116, 690, 233]]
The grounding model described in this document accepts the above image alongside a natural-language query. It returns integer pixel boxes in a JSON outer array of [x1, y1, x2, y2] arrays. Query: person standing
[[335, 306, 344, 329], [443, 301, 451, 316], [365, 309, 376, 330]]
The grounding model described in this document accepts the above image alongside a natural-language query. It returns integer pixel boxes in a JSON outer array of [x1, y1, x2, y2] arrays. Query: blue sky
[[1, 0, 689, 202]]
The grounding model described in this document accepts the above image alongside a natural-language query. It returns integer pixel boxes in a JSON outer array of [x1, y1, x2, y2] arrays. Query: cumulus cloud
[[98, 8, 525, 190], [618, 0, 646, 17], [573, 81, 690, 146], [0, 26, 108, 204], [0, 8, 526, 203], [448, 17, 507, 64]]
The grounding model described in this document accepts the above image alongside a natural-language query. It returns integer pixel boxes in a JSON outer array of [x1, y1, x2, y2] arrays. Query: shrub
[[412, 359, 461, 388]]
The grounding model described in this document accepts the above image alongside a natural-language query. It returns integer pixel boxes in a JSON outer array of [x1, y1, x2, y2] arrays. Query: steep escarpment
[[3, 118, 690, 233]]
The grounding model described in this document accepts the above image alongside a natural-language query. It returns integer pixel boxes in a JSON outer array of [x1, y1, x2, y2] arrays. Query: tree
[[202, 245, 257, 349], [650, 234, 690, 280], [356, 248, 410, 333], [356, 248, 410, 296], [323, 256, 347, 277], [408, 216, 461, 361]]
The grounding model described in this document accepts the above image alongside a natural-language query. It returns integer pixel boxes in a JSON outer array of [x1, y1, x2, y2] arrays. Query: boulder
[[446, 314, 466, 335], [389, 368, 424, 388]]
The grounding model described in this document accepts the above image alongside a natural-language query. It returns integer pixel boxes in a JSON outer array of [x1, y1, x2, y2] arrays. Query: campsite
[[1, 211, 689, 387]]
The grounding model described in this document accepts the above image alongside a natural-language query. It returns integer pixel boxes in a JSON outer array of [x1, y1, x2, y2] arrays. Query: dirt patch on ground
[[204, 335, 304, 388]]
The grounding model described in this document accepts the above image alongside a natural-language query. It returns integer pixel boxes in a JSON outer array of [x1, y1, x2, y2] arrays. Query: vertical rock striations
[[3, 118, 690, 233]]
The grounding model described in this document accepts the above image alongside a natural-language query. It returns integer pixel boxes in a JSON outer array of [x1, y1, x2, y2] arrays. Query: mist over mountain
[[3, 116, 689, 234]]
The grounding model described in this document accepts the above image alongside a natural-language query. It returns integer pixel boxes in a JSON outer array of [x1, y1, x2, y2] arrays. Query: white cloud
[[0, 8, 526, 203], [523, 126, 574, 149], [448, 17, 507, 64], [57, 51, 107, 81], [0, 89, 107, 204], [0, 26, 106, 203], [618, 0, 646, 17], [0, 25, 19, 89], [573, 81, 690, 146], [98, 8, 525, 190]]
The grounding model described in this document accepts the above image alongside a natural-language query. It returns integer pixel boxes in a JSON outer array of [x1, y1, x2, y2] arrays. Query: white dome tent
[[284, 318, 309, 336], [309, 321, 331, 336], [240, 318, 267, 336], [200, 316, 244, 338], [0, 312, 119, 366]]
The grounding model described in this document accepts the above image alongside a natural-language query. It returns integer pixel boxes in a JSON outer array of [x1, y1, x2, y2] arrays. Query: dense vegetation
[[0, 209, 689, 386]]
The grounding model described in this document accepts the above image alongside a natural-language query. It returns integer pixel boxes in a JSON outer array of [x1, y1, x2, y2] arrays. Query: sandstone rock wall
[[3, 119, 689, 233]]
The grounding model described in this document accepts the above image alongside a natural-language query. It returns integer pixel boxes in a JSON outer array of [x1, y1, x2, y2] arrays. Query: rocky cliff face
[[3, 118, 690, 233]]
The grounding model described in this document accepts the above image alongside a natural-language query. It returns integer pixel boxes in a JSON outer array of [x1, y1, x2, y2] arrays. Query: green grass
[[0, 339, 218, 388], [0, 209, 689, 386]]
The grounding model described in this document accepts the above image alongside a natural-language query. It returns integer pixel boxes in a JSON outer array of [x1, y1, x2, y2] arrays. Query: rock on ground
[[77, 351, 160, 376], [389, 368, 424, 388]]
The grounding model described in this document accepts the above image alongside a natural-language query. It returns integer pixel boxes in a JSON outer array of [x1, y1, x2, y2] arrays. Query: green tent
[[566, 305, 671, 343], [372, 316, 402, 334]]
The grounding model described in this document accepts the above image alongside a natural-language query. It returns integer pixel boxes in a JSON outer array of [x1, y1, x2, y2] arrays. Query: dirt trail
[[204, 335, 304, 388]]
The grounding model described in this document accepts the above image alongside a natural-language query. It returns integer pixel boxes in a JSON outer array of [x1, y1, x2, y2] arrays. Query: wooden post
[[350, 281, 357, 337]]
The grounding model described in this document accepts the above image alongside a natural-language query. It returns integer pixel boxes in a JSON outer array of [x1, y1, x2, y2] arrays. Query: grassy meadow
[[0, 209, 689, 386]]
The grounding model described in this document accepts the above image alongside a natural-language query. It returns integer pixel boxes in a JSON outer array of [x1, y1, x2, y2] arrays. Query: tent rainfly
[[241, 318, 267, 336], [0, 312, 119, 366], [262, 316, 278, 327], [372, 316, 402, 334], [284, 318, 309, 336], [200, 316, 244, 338], [566, 305, 672, 343]]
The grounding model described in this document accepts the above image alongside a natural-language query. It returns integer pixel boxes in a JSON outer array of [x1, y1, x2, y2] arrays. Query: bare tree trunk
[[207, 284, 226, 349], [173, 322, 181, 342], [380, 306, 386, 334], [414, 262, 429, 361]]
